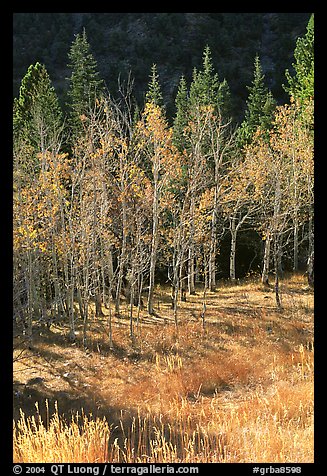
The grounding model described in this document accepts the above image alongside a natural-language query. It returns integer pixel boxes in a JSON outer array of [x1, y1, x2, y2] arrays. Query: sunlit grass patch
[[13, 275, 314, 463]]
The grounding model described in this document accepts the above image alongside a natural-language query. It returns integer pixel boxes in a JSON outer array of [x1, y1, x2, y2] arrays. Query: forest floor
[[13, 273, 314, 463]]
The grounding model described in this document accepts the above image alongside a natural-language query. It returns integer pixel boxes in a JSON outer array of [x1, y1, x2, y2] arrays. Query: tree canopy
[[13, 15, 314, 343]]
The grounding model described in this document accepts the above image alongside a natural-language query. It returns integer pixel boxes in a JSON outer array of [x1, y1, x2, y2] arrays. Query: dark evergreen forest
[[13, 13, 310, 119]]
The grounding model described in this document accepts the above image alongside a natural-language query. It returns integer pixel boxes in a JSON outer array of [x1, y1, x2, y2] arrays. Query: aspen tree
[[185, 46, 231, 293], [221, 155, 260, 281], [243, 104, 312, 307], [182, 105, 212, 294], [13, 150, 73, 339], [284, 14, 314, 283], [243, 133, 286, 302], [136, 102, 181, 315], [269, 100, 313, 278], [206, 109, 234, 289], [13, 63, 65, 339]]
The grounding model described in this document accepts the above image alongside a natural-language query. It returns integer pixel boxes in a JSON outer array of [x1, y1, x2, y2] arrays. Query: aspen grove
[[13, 22, 314, 347]]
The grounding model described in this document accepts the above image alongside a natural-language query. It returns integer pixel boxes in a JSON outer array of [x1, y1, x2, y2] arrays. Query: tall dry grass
[[14, 402, 111, 463], [13, 341, 313, 463]]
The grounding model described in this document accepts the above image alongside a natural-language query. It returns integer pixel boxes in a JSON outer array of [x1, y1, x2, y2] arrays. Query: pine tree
[[284, 14, 314, 103], [189, 45, 231, 117], [13, 62, 63, 156], [173, 75, 189, 151], [238, 55, 276, 146], [145, 64, 163, 107], [66, 28, 104, 139]]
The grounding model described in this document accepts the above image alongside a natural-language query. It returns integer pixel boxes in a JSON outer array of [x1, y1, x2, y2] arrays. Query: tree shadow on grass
[[13, 378, 228, 462]]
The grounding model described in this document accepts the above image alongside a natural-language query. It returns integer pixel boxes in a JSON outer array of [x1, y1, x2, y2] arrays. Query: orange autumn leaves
[[14, 99, 313, 275]]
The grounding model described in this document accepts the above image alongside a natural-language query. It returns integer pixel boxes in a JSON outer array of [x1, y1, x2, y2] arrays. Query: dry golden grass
[[14, 402, 111, 463], [13, 273, 314, 463]]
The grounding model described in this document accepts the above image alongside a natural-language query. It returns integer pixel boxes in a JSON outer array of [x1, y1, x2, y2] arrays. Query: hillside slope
[[14, 275, 313, 463], [13, 12, 310, 118]]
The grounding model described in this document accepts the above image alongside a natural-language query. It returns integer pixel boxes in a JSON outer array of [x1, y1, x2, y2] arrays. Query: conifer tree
[[284, 16, 314, 280], [238, 55, 276, 146], [172, 75, 189, 151], [13, 62, 63, 187], [189, 45, 231, 117], [14, 62, 63, 152], [66, 28, 104, 139], [284, 14, 314, 103], [180, 47, 232, 294], [145, 63, 163, 107]]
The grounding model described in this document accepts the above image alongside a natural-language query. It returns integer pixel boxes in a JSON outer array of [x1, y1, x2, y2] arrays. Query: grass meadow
[[13, 273, 314, 463]]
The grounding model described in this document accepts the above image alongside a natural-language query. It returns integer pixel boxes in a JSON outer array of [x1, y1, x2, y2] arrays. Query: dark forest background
[[13, 13, 310, 121]]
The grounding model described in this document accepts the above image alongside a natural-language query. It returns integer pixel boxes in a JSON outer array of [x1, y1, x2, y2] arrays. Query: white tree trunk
[[293, 217, 299, 271], [261, 233, 271, 285], [148, 165, 159, 315], [209, 191, 217, 291], [229, 217, 237, 281], [187, 197, 196, 295], [188, 246, 195, 295], [307, 210, 314, 287]]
